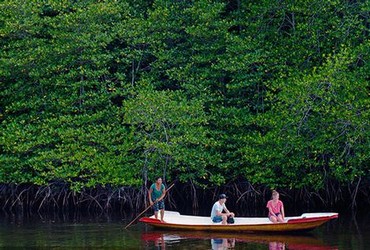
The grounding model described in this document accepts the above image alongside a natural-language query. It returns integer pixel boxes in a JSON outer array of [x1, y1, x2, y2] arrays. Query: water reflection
[[154, 234, 166, 250], [211, 238, 235, 249], [141, 231, 338, 250], [269, 241, 285, 250]]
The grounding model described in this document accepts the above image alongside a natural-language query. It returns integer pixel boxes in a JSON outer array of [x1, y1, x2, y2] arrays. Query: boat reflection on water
[[141, 231, 338, 250], [268, 241, 285, 250], [211, 238, 235, 249]]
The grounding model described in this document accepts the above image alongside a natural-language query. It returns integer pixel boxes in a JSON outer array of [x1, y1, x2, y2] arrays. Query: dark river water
[[0, 210, 369, 249]]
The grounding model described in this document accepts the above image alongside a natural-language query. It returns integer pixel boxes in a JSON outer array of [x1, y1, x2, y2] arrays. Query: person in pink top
[[266, 190, 285, 223]]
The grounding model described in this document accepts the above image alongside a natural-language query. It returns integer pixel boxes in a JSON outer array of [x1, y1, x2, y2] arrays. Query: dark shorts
[[270, 213, 280, 217], [212, 216, 223, 223], [152, 200, 165, 212], [213, 239, 223, 244]]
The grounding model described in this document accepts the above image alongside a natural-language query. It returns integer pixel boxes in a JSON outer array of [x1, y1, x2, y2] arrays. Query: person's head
[[155, 177, 162, 184], [271, 190, 279, 200], [219, 194, 227, 203]]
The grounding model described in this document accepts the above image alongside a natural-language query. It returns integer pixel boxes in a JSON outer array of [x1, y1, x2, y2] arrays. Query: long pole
[[124, 182, 175, 229]]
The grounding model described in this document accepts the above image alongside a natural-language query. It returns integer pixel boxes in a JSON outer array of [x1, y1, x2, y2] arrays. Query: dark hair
[[155, 176, 162, 181], [219, 194, 227, 199]]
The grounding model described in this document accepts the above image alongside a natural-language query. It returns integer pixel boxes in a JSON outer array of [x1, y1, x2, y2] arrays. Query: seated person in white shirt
[[210, 194, 235, 224]]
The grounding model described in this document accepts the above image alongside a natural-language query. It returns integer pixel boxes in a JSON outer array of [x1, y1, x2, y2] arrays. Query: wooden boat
[[139, 211, 338, 233]]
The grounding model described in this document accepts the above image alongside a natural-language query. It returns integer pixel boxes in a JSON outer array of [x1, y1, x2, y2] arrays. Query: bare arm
[[268, 207, 275, 216], [215, 210, 230, 217], [148, 187, 154, 205], [224, 205, 230, 214], [267, 202, 275, 217], [220, 205, 234, 217], [281, 204, 285, 219], [157, 187, 166, 201]]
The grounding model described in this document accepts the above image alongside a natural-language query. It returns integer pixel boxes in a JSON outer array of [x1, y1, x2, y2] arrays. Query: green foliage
[[122, 86, 221, 186], [0, 0, 369, 194], [243, 45, 369, 189]]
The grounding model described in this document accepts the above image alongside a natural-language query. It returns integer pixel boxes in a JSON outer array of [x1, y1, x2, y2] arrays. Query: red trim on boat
[[288, 214, 339, 224]]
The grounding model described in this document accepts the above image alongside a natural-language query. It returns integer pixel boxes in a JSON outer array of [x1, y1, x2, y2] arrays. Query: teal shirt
[[150, 183, 165, 201]]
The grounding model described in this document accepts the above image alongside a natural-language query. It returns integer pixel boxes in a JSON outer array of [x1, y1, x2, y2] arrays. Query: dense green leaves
[[0, 0, 369, 196]]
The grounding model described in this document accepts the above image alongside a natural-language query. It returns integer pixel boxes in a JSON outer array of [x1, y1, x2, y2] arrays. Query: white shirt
[[211, 201, 227, 219]]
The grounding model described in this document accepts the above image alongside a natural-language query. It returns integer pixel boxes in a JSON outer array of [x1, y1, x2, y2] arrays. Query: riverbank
[[1, 179, 368, 216]]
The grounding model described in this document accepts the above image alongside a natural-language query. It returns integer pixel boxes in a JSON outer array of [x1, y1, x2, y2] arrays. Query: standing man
[[210, 194, 235, 225], [148, 177, 166, 222]]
